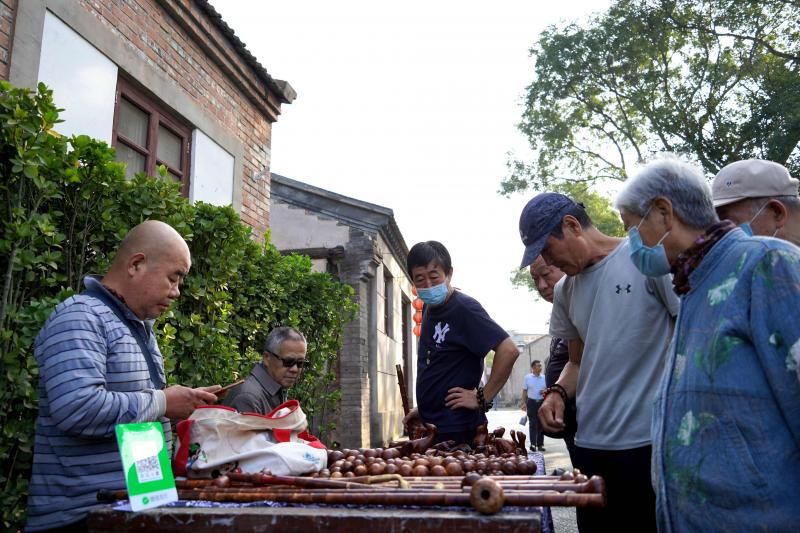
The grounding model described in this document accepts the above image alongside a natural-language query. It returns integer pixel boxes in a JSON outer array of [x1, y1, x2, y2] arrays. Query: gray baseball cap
[[712, 159, 799, 208]]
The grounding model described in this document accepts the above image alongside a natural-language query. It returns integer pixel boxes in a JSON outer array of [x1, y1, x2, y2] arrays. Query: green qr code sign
[[115, 422, 177, 511]]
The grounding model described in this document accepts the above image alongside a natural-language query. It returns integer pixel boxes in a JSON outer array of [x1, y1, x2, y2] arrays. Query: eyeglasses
[[267, 350, 309, 369]]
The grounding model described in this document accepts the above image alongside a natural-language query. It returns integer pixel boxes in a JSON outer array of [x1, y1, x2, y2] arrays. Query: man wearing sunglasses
[[223, 327, 307, 414]]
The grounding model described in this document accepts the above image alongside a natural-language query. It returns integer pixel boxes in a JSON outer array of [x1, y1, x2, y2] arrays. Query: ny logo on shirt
[[433, 321, 450, 344]]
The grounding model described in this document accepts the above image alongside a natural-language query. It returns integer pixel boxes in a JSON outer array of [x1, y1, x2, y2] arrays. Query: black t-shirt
[[416, 291, 509, 433], [545, 337, 569, 387]]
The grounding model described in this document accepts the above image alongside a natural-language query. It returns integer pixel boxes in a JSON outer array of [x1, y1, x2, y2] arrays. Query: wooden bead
[[412, 465, 429, 477], [430, 465, 446, 476], [469, 478, 505, 515], [445, 462, 463, 476]]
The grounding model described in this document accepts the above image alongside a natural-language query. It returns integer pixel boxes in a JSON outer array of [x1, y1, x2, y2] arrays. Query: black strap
[[83, 288, 166, 390]]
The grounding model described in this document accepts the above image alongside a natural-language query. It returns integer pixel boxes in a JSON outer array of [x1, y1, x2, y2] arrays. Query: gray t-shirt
[[549, 238, 679, 450]]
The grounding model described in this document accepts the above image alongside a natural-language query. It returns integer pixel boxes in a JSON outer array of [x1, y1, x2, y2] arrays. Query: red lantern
[[412, 295, 424, 337]]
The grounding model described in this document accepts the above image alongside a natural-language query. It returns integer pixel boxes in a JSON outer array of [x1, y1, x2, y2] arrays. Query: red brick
[[48, 0, 277, 239]]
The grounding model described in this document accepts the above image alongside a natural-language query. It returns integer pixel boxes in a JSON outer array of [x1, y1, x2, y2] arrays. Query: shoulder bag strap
[[83, 288, 166, 390]]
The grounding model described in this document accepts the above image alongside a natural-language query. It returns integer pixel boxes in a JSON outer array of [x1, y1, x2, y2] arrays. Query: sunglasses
[[267, 350, 309, 369]]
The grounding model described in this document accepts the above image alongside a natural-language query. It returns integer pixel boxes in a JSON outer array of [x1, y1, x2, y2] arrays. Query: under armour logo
[[433, 322, 450, 344], [615, 284, 631, 294]]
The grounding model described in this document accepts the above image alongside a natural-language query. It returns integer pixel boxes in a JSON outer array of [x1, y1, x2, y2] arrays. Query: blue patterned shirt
[[652, 229, 800, 532]]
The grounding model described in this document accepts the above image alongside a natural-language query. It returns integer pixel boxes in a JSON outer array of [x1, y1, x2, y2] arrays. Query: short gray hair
[[263, 327, 306, 355], [615, 158, 718, 229]]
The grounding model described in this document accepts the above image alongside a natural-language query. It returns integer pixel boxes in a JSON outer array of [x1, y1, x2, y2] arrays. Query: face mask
[[628, 208, 671, 277], [417, 282, 449, 306], [739, 202, 768, 237]]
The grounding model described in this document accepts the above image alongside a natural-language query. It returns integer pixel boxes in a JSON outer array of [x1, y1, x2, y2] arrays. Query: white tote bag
[[173, 400, 327, 478]]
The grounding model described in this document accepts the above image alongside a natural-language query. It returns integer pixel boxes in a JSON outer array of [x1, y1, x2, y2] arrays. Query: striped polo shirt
[[25, 276, 168, 531]]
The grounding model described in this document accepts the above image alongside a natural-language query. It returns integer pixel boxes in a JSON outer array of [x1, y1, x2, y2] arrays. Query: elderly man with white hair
[[615, 158, 800, 532]]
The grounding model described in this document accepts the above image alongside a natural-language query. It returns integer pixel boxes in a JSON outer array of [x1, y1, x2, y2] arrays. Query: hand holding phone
[[214, 379, 244, 398]]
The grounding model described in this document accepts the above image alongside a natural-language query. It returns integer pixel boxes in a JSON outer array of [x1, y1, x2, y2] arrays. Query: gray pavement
[[487, 408, 578, 533]]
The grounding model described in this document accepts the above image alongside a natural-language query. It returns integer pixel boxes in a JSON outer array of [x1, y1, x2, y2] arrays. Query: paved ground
[[487, 408, 578, 533]]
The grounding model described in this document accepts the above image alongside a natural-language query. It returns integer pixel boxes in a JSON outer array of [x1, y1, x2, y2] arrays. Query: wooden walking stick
[[396, 363, 410, 416]]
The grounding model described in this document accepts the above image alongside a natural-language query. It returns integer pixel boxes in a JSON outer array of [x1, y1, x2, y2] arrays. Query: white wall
[[190, 129, 235, 206], [37, 11, 117, 143], [269, 202, 350, 250], [374, 234, 417, 444]]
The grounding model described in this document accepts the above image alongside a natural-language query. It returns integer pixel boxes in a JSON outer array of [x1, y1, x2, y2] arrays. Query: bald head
[[114, 220, 189, 268], [105, 220, 191, 319]]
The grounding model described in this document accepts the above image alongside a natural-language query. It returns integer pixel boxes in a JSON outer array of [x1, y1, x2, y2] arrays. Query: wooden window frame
[[112, 77, 191, 196], [384, 269, 394, 338]]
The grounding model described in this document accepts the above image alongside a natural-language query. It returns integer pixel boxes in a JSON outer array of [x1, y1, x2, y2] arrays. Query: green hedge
[[0, 81, 357, 530]]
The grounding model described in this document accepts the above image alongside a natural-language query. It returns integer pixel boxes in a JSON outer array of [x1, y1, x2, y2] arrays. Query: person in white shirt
[[521, 360, 547, 451]]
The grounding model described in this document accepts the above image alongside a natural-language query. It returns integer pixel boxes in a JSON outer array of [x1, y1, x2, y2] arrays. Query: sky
[[212, 0, 613, 334]]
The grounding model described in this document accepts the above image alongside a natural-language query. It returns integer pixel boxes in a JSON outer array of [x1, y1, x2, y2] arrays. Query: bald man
[[26, 220, 222, 532]]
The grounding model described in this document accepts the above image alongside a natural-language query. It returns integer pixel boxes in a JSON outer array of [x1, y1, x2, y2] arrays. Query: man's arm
[[557, 339, 583, 397], [39, 304, 218, 438], [521, 384, 528, 411], [538, 338, 583, 432], [445, 337, 520, 410]]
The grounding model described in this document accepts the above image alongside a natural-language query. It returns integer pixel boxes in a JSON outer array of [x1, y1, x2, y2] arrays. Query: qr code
[[134, 455, 163, 483]]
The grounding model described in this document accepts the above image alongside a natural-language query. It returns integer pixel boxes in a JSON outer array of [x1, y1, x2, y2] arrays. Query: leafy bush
[[0, 81, 356, 531]]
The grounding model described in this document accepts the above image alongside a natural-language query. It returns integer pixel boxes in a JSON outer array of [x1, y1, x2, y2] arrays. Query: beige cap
[[712, 159, 799, 207]]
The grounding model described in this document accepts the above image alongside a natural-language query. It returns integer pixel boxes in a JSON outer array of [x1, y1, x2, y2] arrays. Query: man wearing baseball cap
[[712, 159, 800, 245], [518, 193, 679, 533]]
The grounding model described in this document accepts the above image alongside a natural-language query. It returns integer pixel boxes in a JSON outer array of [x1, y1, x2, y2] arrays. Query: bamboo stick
[[174, 488, 604, 509], [227, 472, 368, 489], [99, 485, 604, 509]]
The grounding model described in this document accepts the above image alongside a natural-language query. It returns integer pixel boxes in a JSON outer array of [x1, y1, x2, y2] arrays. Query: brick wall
[[0, 0, 16, 80], [77, 0, 280, 239]]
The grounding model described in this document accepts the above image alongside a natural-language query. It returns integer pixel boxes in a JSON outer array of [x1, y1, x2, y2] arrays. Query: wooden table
[[88, 504, 541, 532]]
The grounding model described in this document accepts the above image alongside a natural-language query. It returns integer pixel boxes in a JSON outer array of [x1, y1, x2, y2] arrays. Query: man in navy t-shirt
[[404, 241, 520, 444]]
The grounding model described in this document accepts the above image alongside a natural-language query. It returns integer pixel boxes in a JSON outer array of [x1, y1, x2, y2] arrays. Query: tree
[[510, 183, 624, 293], [0, 82, 357, 530], [501, 0, 800, 195]]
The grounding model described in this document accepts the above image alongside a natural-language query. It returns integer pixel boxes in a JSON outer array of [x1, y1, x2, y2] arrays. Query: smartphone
[[215, 379, 244, 396]]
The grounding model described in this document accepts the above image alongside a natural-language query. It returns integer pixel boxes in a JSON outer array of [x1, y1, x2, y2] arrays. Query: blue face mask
[[628, 208, 671, 277], [417, 282, 449, 306], [739, 202, 768, 237]]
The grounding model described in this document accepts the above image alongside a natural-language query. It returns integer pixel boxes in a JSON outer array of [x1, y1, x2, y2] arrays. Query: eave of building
[[163, 0, 296, 121], [271, 173, 411, 277]]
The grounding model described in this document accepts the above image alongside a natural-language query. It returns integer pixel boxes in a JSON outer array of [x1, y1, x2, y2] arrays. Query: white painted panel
[[269, 202, 350, 250], [38, 12, 117, 143], [190, 129, 234, 206]]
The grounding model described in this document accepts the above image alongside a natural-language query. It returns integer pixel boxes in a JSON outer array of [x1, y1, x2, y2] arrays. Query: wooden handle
[[396, 363, 410, 416]]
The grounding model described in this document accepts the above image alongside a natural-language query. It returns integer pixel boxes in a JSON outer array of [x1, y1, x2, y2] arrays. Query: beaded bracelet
[[476, 387, 492, 413], [543, 383, 569, 405]]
